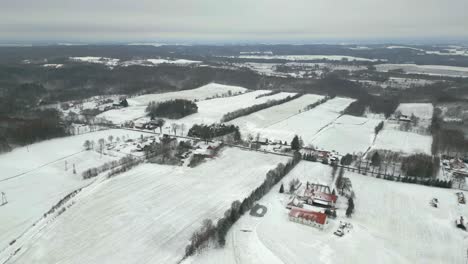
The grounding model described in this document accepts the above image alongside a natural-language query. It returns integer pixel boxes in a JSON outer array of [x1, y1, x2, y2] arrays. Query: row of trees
[[301, 95, 334, 112], [344, 95, 399, 118], [82, 155, 139, 179], [220, 94, 303, 122], [106, 155, 141, 178], [374, 121, 384, 134], [255, 90, 280, 99], [184, 152, 302, 258], [187, 124, 241, 143], [146, 99, 198, 119], [401, 154, 440, 178]]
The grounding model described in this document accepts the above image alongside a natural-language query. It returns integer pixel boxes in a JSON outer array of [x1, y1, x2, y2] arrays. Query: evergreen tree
[[371, 152, 381, 167], [346, 197, 354, 217], [291, 135, 300, 151], [279, 183, 284, 193]]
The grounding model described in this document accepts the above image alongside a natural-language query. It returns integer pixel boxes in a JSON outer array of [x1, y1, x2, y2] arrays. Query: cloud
[[1, 0, 467, 43]]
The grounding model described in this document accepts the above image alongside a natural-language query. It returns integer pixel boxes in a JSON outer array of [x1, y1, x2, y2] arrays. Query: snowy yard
[[0, 129, 153, 251], [185, 162, 468, 264], [7, 148, 287, 264]]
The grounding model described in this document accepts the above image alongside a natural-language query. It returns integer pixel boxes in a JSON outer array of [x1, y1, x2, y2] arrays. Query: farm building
[[288, 207, 328, 230], [301, 183, 337, 208], [305, 191, 337, 208]]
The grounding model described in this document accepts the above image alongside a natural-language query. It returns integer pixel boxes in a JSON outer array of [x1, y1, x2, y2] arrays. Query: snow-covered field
[[69, 57, 201, 68], [309, 115, 383, 155], [69, 57, 120, 67], [97, 83, 249, 124], [373, 123, 432, 155], [396, 103, 434, 120], [156, 91, 296, 131], [242, 97, 355, 145], [376, 64, 468, 78], [229, 94, 325, 133], [8, 148, 287, 264], [234, 55, 379, 62], [0, 129, 153, 251], [185, 161, 468, 264]]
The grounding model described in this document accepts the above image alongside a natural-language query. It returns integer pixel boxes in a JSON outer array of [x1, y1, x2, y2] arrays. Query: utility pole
[[1, 192, 7, 206]]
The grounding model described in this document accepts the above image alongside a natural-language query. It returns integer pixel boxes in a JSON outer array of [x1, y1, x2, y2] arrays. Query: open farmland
[[229, 94, 325, 133], [247, 97, 355, 144], [0, 129, 155, 252], [396, 103, 434, 120], [233, 55, 380, 62], [185, 162, 468, 264], [309, 115, 383, 155], [375, 64, 468, 78], [97, 83, 248, 124], [372, 123, 432, 155], [7, 148, 287, 264], [155, 91, 297, 133]]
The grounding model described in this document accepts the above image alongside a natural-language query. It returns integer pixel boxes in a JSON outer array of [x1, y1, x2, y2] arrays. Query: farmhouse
[[302, 183, 337, 208], [399, 115, 411, 122], [288, 207, 328, 230]]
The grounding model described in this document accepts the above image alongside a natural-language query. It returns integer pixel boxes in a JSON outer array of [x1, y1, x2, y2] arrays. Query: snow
[[0, 129, 154, 251], [185, 161, 468, 264], [235, 55, 379, 62], [309, 115, 383, 155], [97, 83, 249, 124], [240, 97, 355, 145], [146, 58, 201, 65], [386, 46, 425, 52], [373, 123, 432, 155], [376, 64, 468, 78], [160, 91, 297, 131], [426, 48, 468, 57], [42, 64, 63, 68], [9, 148, 287, 264], [229, 94, 325, 132], [69, 57, 120, 67], [396, 103, 434, 120]]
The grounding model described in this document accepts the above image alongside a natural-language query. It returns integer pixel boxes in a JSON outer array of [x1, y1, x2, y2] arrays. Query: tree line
[[301, 95, 334, 112], [187, 124, 241, 143], [145, 99, 198, 119], [82, 155, 140, 179], [183, 152, 302, 259], [220, 94, 303, 122]]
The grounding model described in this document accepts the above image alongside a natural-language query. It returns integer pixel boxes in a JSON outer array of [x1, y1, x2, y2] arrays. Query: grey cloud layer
[[1, 0, 467, 42]]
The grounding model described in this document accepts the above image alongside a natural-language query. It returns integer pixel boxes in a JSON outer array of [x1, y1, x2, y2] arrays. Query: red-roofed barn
[[288, 207, 328, 230]]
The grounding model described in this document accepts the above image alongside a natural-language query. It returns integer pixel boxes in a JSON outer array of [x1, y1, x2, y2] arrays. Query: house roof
[[313, 191, 338, 203], [289, 207, 327, 225]]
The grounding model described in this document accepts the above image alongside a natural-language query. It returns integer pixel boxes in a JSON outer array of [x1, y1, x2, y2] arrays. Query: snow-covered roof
[[289, 207, 327, 225]]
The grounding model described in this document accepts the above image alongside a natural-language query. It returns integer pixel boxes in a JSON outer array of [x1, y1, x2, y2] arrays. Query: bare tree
[[171, 123, 179, 135], [108, 135, 114, 143], [181, 123, 186, 136], [157, 118, 165, 134], [98, 138, 105, 158], [83, 140, 92, 150]]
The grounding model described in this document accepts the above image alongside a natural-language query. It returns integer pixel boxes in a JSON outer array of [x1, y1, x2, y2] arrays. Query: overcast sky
[[1, 0, 468, 43]]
